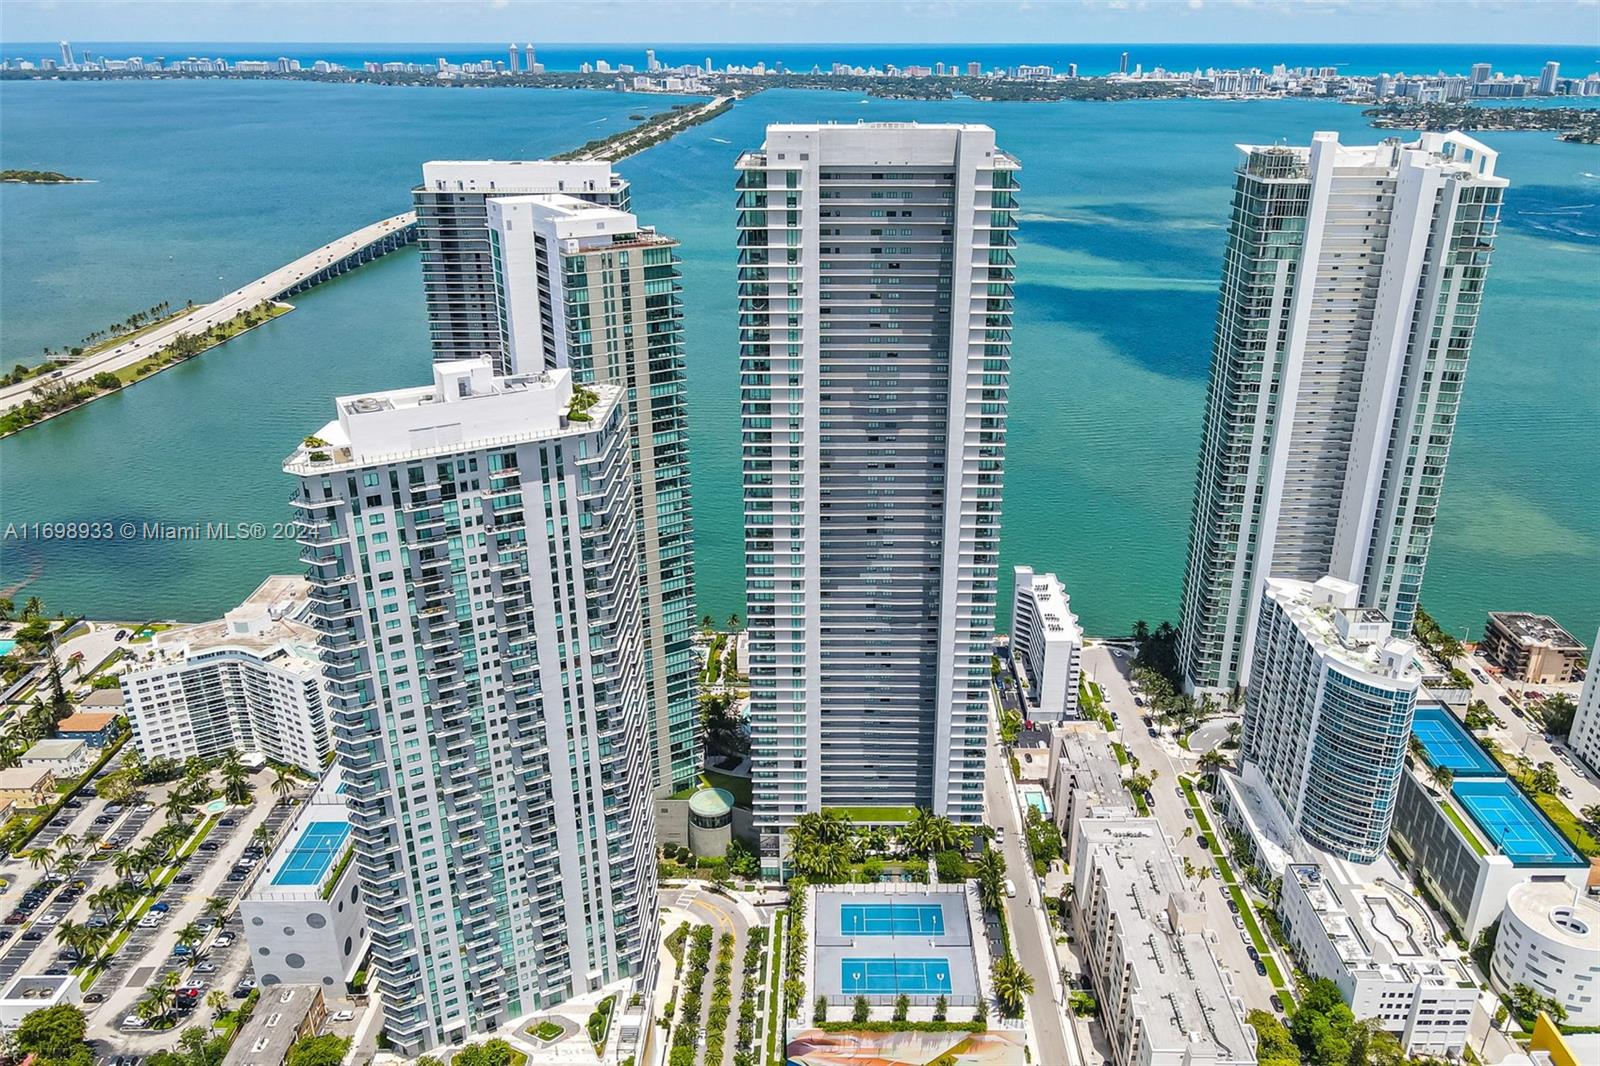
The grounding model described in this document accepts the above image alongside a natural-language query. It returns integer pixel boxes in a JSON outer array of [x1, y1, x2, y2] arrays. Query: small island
[[1363, 104, 1600, 144], [1, 169, 89, 183]]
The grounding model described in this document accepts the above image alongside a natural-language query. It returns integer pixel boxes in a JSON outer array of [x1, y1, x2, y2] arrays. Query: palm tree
[[270, 766, 297, 805], [206, 989, 228, 1019], [21, 596, 44, 621], [220, 750, 252, 805], [1431, 765, 1455, 794], [204, 896, 229, 924], [112, 850, 141, 884], [162, 790, 195, 826], [138, 975, 178, 1023], [26, 846, 54, 876], [252, 824, 275, 850], [792, 809, 852, 848], [976, 849, 1007, 913], [1198, 749, 1227, 776], [176, 922, 203, 956], [1132, 620, 1150, 643], [991, 955, 1034, 1018]]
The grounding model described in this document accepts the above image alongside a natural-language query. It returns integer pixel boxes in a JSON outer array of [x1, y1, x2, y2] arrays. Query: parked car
[[992, 827, 1005, 845], [329, 1010, 354, 1023], [105, 804, 125, 815], [174, 873, 196, 886], [195, 962, 218, 975], [84, 992, 107, 1005], [22, 930, 43, 942], [214, 935, 234, 948], [149, 902, 170, 913], [1225, 898, 1238, 914], [226, 871, 246, 882], [173, 945, 194, 957], [121, 1015, 148, 1030], [1247, 946, 1260, 962], [232, 983, 253, 999], [1254, 960, 1268, 976], [1270, 994, 1284, 1012], [137, 803, 156, 813]]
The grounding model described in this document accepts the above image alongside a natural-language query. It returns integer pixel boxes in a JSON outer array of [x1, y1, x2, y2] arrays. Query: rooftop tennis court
[[812, 888, 979, 1006], [1452, 778, 1582, 865], [1412, 705, 1500, 777], [840, 957, 953, 995], [270, 820, 352, 886], [840, 902, 946, 937]]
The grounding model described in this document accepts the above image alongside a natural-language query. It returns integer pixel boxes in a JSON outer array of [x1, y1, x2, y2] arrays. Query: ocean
[[0, 78, 1595, 643]]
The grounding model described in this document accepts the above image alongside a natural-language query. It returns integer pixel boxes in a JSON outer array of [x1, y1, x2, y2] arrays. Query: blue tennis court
[[840, 958, 953, 995], [270, 821, 352, 886], [839, 903, 946, 937], [1412, 706, 1500, 776], [1453, 779, 1581, 865]]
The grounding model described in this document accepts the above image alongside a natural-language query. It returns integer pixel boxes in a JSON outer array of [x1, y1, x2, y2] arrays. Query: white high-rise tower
[[286, 362, 656, 1053], [1179, 131, 1508, 694], [735, 123, 1019, 871]]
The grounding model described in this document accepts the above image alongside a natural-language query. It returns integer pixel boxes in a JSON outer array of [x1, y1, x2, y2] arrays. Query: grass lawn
[[766, 917, 785, 1066], [823, 805, 917, 824], [670, 770, 754, 809], [1489, 749, 1600, 856], [1111, 742, 1129, 767], [1441, 800, 1489, 857]]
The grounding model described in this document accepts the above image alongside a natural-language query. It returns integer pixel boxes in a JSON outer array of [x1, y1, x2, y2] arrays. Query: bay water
[[1, 80, 1595, 641]]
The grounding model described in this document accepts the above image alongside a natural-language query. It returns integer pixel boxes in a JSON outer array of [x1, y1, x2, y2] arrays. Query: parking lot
[[0, 760, 309, 1055]]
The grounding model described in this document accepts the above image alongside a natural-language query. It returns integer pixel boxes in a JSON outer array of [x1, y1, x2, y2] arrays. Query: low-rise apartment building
[[20, 738, 89, 778], [1479, 612, 1587, 684], [1048, 723, 1132, 855], [1279, 864, 1476, 1056], [1011, 565, 1084, 721], [1071, 815, 1256, 1066], [122, 576, 331, 775]]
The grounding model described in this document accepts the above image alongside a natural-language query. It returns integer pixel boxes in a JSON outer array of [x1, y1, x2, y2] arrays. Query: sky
[[1, 0, 1596, 46]]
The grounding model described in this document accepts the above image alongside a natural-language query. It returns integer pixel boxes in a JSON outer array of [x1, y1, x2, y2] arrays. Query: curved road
[[0, 212, 415, 413]]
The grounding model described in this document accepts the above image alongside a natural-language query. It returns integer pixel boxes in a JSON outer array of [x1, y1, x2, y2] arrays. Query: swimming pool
[[1452, 778, 1582, 865], [1019, 784, 1051, 819], [1412, 705, 1500, 777], [840, 957, 953, 995], [0, 640, 15, 658], [839, 902, 946, 937]]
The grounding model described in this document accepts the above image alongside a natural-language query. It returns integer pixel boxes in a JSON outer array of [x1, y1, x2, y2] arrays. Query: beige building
[[1480, 612, 1587, 684], [0, 767, 57, 808]]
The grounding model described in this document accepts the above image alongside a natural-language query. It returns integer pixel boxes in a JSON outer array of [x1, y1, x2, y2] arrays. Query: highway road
[[0, 212, 415, 413], [985, 715, 1081, 1066]]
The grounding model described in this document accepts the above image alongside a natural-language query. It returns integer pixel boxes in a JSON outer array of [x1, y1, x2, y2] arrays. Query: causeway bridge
[[0, 212, 418, 413]]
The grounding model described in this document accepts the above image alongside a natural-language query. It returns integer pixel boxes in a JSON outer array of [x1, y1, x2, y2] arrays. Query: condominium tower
[[286, 361, 656, 1052], [1241, 576, 1420, 863], [735, 123, 1019, 867], [1179, 131, 1507, 693], [413, 160, 630, 367], [122, 575, 331, 775], [1010, 564, 1083, 722], [487, 194, 699, 792]]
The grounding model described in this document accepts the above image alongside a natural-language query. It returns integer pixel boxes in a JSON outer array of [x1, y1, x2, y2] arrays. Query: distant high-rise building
[[487, 194, 700, 793], [735, 123, 1019, 871], [1538, 60, 1561, 95], [646, 48, 659, 72], [1471, 61, 1492, 84], [1067, 62, 1078, 78], [1119, 50, 1129, 75], [524, 44, 540, 73], [507, 43, 519, 72], [286, 361, 656, 1053], [59, 41, 74, 68], [1240, 576, 1420, 863], [1178, 131, 1508, 694], [412, 160, 629, 367], [968, 60, 982, 76]]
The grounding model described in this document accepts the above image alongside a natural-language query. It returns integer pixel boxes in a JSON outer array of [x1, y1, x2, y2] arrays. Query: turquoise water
[[0, 83, 1595, 643]]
